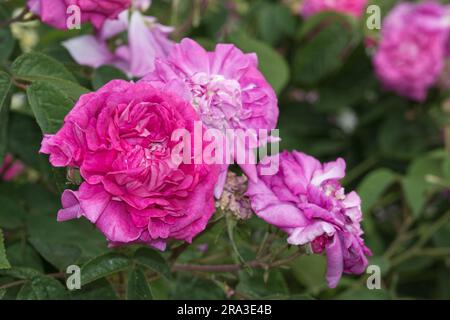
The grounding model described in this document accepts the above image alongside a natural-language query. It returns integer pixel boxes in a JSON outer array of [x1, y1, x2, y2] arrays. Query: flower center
[[187, 72, 252, 130]]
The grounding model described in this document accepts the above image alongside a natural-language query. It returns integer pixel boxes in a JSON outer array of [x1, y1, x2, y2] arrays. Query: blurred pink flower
[[0, 154, 25, 181], [27, 0, 131, 30], [40, 80, 219, 250], [141, 38, 279, 197], [374, 1, 450, 101], [247, 151, 371, 288], [63, 9, 173, 78], [300, 0, 367, 18]]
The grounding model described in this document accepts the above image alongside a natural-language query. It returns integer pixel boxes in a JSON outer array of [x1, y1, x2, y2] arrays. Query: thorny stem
[[172, 250, 304, 273], [391, 209, 450, 266]]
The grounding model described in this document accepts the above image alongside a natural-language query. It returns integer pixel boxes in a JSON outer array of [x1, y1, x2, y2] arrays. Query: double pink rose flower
[[300, 0, 367, 18], [27, 0, 132, 30], [62, 1, 173, 78], [374, 1, 450, 101], [141, 39, 279, 197], [247, 151, 371, 288], [41, 80, 219, 250]]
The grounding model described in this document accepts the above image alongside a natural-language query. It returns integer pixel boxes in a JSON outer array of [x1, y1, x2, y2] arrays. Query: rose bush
[[1, 0, 450, 301]]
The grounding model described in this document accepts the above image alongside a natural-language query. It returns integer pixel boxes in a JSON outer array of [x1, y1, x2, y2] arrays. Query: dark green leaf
[[27, 81, 73, 134], [92, 65, 128, 90], [70, 278, 118, 300], [0, 29, 15, 63], [358, 168, 398, 213], [294, 15, 356, 85], [17, 276, 68, 300], [126, 266, 153, 300], [0, 194, 26, 229], [237, 269, 289, 299], [0, 228, 10, 270], [0, 72, 11, 163], [11, 52, 88, 101], [134, 247, 171, 279], [81, 252, 130, 286], [27, 214, 108, 270]]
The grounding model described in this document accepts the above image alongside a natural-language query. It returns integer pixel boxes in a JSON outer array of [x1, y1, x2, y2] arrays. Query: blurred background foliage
[[1, 0, 450, 300]]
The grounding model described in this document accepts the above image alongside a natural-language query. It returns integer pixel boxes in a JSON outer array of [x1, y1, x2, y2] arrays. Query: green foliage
[[126, 266, 153, 300], [0, 229, 10, 270]]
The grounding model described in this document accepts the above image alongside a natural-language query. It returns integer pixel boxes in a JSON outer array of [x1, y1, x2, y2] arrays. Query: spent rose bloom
[[218, 172, 253, 220], [27, 0, 131, 30], [63, 6, 173, 78], [0, 154, 25, 181], [247, 151, 371, 288], [40, 80, 219, 250], [141, 38, 279, 197], [300, 0, 367, 18], [374, 2, 450, 102]]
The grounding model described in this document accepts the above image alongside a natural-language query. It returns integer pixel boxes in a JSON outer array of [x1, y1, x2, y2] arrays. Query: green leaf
[[401, 177, 427, 218], [134, 247, 171, 280], [378, 112, 435, 160], [237, 269, 289, 299], [294, 14, 356, 85], [81, 252, 130, 286], [0, 229, 10, 270], [228, 33, 289, 94], [170, 275, 225, 300], [6, 243, 44, 272], [7, 113, 48, 170], [402, 150, 446, 217], [92, 65, 128, 90], [12, 52, 77, 82], [0, 29, 15, 63], [358, 168, 398, 213], [70, 278, 118, 300], [0, 72, 12, 163], [357, 168, 397, 253], [27, 81, 73, 134], [27, 214, 108, 270], [17, 276, 68, 300], [225, 214, 246, 265], [257, 3, 296, 45], [0, 267, 41, 280], [126, 266, 153, 300], [0, 194, 26, 229], [336, 288, 391, 300], [291, 254, 326, 294], [11, 52, 89, 101]]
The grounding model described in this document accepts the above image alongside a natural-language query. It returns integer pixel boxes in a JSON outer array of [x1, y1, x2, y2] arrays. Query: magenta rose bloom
[[40, 80, 219, 250], [247, 151, 371, 288], [141, 38, 279, 197], [300, 0, 367, 18], [373, 1, 449, 102], [27, 0, 131, 30], [62, 1, 173, 78]]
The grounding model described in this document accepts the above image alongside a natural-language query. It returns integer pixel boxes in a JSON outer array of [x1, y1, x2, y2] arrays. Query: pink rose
[[63, 2, 173, 78], [374, 2, 450, 101], [27, 0, 131, 30], [300, 0, 367, 18], [0, 154, 25, 181], [40, 80, 219, 250], [247, 151, 371, 288], [141, 38, 279, 197]]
